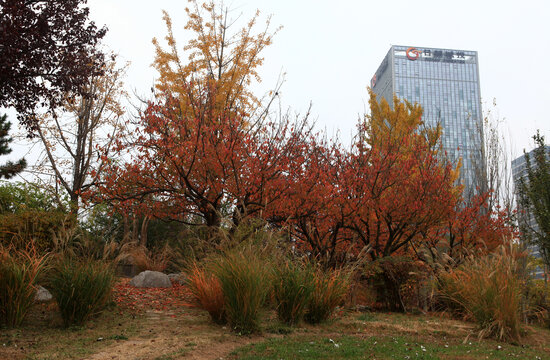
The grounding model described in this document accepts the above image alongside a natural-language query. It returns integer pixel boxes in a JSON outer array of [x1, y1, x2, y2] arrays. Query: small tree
[[0, 114, 26, 179], [98, 1, 310, 233], [33, 59, 126, 214], [518, 132, 550, 275]]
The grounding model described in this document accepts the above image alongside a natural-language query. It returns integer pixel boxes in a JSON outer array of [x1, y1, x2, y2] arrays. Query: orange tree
[[421, 193, 516, 270], [266, 91, 461, 272], [340, 91, 461, 310], [96, 1, 311, 231], [343, 90, 461, 260], [265, 134, 360, 268]]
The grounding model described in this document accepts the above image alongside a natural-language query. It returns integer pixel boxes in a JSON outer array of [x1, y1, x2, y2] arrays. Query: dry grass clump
[[186, 264, 226, 324], [437, 245, 523, 342], [0, 244, 48, 327], [304, 267, 350, 324]]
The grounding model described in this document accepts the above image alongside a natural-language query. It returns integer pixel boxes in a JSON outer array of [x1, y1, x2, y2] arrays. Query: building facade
[[512, 147, 550, 279], [371, 45, 484, 194]]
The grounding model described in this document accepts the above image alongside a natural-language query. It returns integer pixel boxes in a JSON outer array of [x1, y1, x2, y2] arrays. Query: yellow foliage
[[363, 88, 462, 194], [152, 0, 279, 125]]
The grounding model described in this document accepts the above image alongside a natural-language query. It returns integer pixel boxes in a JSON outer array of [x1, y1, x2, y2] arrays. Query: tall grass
[[272, 261, 315, 325], [0, 245, 48, 327], [115, 242, 171, 272], [304, 267, 350, 324], [437, 246, 522, 342], [212, 249, 269, 334], [50, 260, 114, 327], [186, 264, 225, 324]]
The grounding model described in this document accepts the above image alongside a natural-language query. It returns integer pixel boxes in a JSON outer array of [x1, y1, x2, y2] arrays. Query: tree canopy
[[0, 0, 106, 135], [519, 132, 550, 271], [0, 114, 26, 179]]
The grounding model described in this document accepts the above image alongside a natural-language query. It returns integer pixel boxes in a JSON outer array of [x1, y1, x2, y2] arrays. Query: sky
[[5, 0, 550, 164]]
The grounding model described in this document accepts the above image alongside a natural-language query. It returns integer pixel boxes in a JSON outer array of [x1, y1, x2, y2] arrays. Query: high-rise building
[[371, 45, 484, 194], [512, 146, 550, 279]]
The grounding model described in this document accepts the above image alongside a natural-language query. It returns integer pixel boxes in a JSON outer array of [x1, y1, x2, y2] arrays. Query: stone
[[168, 273, 187, 286], [129, 270, 171, 288], [35, 286, 53, 302]]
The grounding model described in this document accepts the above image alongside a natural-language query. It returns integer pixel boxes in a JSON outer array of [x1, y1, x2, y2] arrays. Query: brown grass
[[186, 264, 226, 324]]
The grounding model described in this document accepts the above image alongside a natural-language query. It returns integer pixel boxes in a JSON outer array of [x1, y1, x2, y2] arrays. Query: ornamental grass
[[271, 261, 315, 325], [0, 245, 48, 327], [50, 259, 114, 327], [304, 267, 350, 324], [437, 246, 523, 342], [186, 264, 226, 324], [212, 248, 269, 334]]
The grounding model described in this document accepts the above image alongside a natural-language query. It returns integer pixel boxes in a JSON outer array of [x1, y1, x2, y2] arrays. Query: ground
[[1, 278, 549, 360]]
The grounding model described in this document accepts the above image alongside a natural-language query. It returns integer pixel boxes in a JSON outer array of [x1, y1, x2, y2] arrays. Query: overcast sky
[[6, 0, 550, 165]]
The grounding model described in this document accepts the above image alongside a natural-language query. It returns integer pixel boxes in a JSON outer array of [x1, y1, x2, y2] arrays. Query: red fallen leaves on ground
[[113, 278, 193, 314]]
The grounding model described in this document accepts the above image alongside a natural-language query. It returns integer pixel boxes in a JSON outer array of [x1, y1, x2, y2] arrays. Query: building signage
[[406, 47, 422, 60], [401, 47, 471, 63]]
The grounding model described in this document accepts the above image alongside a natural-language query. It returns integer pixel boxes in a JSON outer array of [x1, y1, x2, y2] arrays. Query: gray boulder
[[129, 270, 172, 288], [168, 273, 187, 286], [35, 286, 53, 302]]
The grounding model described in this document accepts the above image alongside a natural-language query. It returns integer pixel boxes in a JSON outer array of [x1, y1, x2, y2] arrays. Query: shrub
[[436, 246, 522, 342], [272, 261, 315, 325], [0, 246, 48, 327], [50, 260, 114, 327], [0, 209, 70, 252], [525, 279, 550, 327], [364, 256, 428, 312], [212, 248, 269, 334], [187, 264, 225, 324], [304, 267, 350, 324]]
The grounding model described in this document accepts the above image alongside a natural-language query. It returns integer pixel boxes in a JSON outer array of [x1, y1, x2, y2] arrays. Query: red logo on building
[[406, 47, 422, 60]]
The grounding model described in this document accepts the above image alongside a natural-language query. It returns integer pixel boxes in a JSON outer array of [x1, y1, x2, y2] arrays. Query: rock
[[355, 305, 371, 312], [168, 273, 187, 286], [129, 270, 172, 288], [35, 286, 53, 302]]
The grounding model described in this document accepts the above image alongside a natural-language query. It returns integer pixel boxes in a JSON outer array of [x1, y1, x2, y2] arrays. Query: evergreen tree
[[519, 131, 550, 273], [0, 114, 26, 179]]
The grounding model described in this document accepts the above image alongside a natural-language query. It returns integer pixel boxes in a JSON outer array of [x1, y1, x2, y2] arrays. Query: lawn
[[1, 278, 549, 360]]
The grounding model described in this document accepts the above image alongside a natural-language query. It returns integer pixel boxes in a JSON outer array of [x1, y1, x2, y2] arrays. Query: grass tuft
[[212, 248, 269, 334], [50, 259, 115, 327], [304, 267, 350, 324], [0, 245, 48, 327], [271, 261, 315, 325], [437, 245, 523, 342], [186, 264, 226, 324]]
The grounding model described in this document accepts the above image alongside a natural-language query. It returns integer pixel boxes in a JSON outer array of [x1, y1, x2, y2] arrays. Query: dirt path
[[88, 309, 265, 360]]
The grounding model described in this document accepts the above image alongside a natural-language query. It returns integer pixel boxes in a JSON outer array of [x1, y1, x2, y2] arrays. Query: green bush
[[272, 261, 315, 325], [304, 267, 350, 324], [0, 181, 70, 253], [0, 246, 48, 327], [212, 248, 269, 334], [50, 260, 114, 327], [437, 246, 522, 342]]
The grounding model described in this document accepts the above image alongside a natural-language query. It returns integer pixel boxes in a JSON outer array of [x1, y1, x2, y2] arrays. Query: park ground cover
[[1, 278, 549, 360]]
